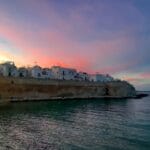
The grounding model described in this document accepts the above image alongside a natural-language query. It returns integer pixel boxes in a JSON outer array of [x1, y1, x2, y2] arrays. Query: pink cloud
[[0, 20, 136, 73], [140, 72, 150, 79], [0, 2, 139, 74]]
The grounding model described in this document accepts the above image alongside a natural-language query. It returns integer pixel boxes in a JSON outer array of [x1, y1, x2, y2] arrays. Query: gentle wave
[[0, 95, 150, 150]]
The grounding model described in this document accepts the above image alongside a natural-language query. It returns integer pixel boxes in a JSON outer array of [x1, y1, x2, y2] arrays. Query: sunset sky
[[0, 0, 150, 90]]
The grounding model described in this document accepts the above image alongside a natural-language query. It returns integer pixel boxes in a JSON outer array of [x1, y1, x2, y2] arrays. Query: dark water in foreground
[[0, 94, 150, 150]]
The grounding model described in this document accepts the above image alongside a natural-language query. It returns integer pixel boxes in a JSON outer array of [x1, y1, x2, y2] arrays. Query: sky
[[0, 0, 150, 90]]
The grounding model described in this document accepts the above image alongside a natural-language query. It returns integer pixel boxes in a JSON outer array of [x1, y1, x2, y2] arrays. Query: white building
[[41, 68, 53, 79], [51, 66, 77, 80], [30, 66, 54, 79], [0, 61, 18, 77], [76, 72, 90, 81], [30, 66, 42, 78], [0, 62, 115, 82], [18, 67, 28, 77], [105, 74, 114, 82], [89, 74, 114, 82]]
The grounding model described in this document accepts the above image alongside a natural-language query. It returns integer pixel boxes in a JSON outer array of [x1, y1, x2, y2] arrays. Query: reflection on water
[[0, 95, 150, 150]]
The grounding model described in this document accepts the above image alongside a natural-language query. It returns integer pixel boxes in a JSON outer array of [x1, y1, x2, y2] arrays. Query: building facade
[[18, 67, 28, 77], [89, 74, 114, 82], [0, 61, 18, 77], [0, 62, 115, 83], [30, 66, 42, 78], [41, 68, 53, 79], [51, 66, 77, 80], [76, 72, 90, 81]]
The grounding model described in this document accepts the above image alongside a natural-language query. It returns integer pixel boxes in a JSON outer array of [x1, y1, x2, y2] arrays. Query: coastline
[[1, 94, 147, 103], [9, 96, 136, 102], [9, 92, 149, 102]]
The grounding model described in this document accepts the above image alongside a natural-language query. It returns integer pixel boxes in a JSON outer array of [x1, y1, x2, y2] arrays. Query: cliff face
[[106, 81, 136, 97], [0, 77, 136, 101]]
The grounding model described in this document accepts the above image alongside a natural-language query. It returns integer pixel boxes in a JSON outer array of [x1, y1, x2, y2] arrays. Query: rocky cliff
[[105, 81, 136, 97], [0, 77, 136, 101]]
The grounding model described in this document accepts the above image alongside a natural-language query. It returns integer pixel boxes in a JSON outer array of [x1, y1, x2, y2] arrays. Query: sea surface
[[0, 93, 150, 150]]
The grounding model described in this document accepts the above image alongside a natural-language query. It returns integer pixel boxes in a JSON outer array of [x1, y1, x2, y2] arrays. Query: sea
[[0, 93, 150, 150]]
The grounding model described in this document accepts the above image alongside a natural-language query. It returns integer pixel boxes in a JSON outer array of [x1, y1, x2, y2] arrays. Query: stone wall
[[0, 77, 136, 101]]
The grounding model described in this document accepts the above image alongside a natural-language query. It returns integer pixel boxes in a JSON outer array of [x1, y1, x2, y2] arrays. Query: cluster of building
[[0, 61, 116, 82]]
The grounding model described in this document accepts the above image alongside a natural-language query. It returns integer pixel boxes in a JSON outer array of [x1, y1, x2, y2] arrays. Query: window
[[8, 72, 11, 77], [42, 71, 47, 75], [38, 73, 41, 77], [19, 73, 23, 77]]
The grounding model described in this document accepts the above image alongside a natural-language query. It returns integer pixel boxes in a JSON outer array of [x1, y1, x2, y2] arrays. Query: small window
[[38, 73, 41, 77], [42, 71, 47, 75], [19, 73, 23, 77], [8, 72, 11, 77]]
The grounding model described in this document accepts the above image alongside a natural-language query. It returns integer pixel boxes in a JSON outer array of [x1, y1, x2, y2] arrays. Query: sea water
[[0, 93, 150, 150]]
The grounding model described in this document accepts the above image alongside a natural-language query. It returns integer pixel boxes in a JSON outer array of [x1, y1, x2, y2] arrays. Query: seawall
[[0, 77, 136, 102]]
